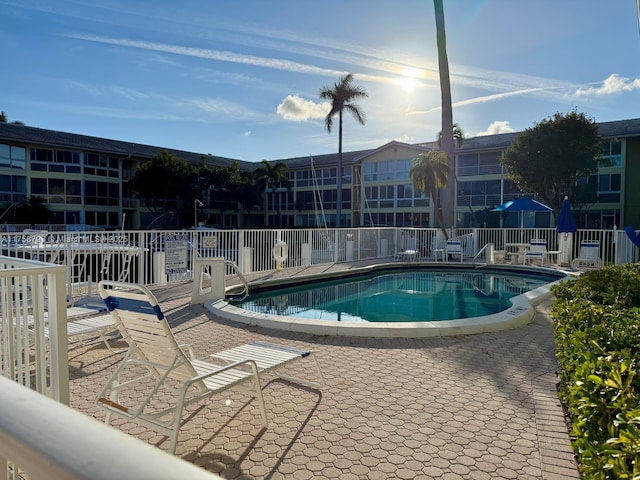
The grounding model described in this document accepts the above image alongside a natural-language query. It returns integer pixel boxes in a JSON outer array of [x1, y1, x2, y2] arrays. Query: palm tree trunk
[[337, 111, 343, 227], [434, 0, 455, 229]]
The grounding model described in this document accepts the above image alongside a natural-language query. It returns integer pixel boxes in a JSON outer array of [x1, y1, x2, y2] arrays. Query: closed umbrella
[[557, 197, 577, 234], [556, 196, 576, 265]]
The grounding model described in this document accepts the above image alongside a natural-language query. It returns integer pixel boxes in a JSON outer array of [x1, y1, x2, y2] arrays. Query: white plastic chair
[[523, 239, 548, 266], [571, 240, 602, 269], [445, 240, 463, 262], [96, 280, 323, 454]]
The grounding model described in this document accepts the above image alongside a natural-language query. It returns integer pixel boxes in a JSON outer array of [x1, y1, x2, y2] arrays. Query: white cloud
[[394, 135, 415, 144], [277, 95, 329, 122], [575, 73, 640, 96], [243, 131, 252, 137], [476, 121, 515, 136]]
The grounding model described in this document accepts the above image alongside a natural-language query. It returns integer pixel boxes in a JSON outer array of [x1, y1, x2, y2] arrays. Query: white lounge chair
[[96, 280, 323, 454], [44, 313, 122, 353], [571, 240, 602, 270], [445, 240, 463, 262], [523, 239, 548, 266], [3, 288, 120, 353]]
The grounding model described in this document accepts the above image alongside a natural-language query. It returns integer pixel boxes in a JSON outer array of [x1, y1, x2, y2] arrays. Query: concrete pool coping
[[206, 262, 573, 338]]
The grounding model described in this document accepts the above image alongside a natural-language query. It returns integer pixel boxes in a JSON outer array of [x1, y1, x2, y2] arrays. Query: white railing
[[0, 376, 221, 480], [1, 227, 637, 301], [0, 255, 69, 403]]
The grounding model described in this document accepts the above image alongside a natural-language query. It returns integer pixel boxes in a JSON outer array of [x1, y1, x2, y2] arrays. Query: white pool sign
[[165, 233, 188, 275]]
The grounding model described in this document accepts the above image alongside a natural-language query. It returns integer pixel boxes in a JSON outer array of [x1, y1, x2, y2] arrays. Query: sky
[[1, 1, 640, 163]]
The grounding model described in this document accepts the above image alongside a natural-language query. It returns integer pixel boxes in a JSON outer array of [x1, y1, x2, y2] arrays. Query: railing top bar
[[0, 256, 67, 272], [0, 376, 221, 480]]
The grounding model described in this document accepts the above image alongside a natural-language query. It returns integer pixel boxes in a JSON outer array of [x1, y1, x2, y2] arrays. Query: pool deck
[[68, 260, 579, 479]]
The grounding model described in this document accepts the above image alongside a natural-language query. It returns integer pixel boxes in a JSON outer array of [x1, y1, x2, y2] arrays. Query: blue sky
[[1, 1, 639, 162]]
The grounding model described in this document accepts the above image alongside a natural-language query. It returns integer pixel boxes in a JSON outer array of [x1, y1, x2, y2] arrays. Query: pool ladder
[[472, 243, 491, 268], [224, 259, 249, 301]]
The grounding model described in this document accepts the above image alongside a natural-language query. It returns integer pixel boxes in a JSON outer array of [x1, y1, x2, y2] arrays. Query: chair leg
[[248, 362, 268, 428], [275, 352, 325, 389]]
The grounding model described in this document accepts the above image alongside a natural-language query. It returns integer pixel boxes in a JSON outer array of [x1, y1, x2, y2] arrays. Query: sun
[[395, 66, 423, 93]]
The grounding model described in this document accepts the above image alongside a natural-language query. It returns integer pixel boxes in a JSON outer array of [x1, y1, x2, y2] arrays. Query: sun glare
[[395, 66, 423, 93]]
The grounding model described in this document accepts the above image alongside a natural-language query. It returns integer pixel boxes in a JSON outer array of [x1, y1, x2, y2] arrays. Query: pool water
[[231, 269, 557, 323]]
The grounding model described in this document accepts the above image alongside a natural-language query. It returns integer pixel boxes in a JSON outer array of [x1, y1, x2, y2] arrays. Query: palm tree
[[433, 0, 455, 229], [319, 73, 368, 227], [409, 151, 449, 236], [254, 159, 290, 227], [437, 123, 465, 149]]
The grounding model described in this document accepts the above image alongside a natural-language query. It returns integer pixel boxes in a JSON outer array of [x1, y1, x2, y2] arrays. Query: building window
[[296, 170, 310, 187], [85, 180, 119, 206], [30, 148, 82, 174], [363, 159, 410, 182], [0, 174, 27, 204], [0, 144, 26, 170], [85, 153, 119, 177], [599, 139, 622, 167], [597, 173, 621, 203], [458, 152, 502, 176], [30, 177, 83, 205], [396, 184, 413, 208], [457, 179, 501, 206]]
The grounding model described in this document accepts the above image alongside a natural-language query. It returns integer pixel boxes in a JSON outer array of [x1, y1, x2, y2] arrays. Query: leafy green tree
[[234, 181, 264, 226], [254, 159, 291, 227], [409, 150, 449, 235], [500, 111, 602, 216], [433, 0, 455, 229], [319, 73, 368, 227], [198, 161, 237, 226], [129, 151, 197, 227]]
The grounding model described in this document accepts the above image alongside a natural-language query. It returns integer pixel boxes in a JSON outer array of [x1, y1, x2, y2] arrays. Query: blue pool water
[[231, 268, 561, 323]]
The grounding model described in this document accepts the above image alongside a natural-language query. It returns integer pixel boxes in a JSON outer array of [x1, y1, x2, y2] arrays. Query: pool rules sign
[[165, 233, 188, 275]]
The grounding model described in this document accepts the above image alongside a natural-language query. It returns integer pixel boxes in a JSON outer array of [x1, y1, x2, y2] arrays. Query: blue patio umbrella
[[556, 197, 577, 233], [492, 196, 552, 228]]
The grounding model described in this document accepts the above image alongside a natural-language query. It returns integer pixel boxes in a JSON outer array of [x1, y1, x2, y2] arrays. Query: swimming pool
[[206, 264, 568, 337]]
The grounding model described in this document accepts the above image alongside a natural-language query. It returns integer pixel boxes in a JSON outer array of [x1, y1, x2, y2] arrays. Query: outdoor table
[[504, 243, 529, 264]]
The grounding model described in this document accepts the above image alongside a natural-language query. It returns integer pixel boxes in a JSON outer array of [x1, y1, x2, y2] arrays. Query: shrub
[[551, 264, 640, 479]]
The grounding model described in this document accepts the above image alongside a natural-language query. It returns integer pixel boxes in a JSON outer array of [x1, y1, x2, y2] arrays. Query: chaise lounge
[[95, 280, 323, 454]]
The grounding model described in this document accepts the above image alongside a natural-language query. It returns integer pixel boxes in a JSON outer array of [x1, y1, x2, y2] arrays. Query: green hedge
[[551, 264, 640, 479]]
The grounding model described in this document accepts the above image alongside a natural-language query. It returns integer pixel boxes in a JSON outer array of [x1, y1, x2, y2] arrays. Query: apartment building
[[0, 124, 246, 229], [1, 118, 639, 230]]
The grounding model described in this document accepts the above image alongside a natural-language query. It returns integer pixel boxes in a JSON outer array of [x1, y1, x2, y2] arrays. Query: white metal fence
[[1, 227, 638, 301], [0, 255, 69, 403]]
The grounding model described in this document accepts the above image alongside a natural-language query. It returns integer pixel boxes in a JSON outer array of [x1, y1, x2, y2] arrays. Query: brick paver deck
[[68, 266, 579, 479]]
